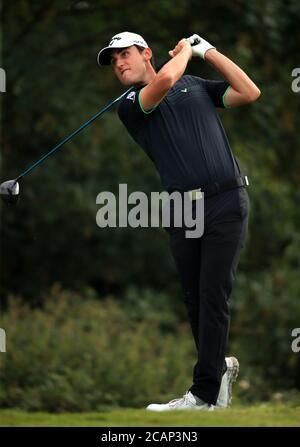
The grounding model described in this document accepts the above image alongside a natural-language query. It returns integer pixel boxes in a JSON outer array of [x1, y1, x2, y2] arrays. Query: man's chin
[[121, 80, 133, 86], [119, 77, 136, 86]]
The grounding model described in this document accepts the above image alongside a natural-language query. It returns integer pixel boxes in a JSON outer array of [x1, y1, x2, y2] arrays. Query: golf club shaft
[[15, 87, 133, 183]]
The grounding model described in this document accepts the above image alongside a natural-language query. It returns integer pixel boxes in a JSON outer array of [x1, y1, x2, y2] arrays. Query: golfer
[[97, 32, 260, 411]]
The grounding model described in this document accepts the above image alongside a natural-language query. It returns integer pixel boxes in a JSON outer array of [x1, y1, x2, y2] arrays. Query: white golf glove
[[186, 34, 216, 59]]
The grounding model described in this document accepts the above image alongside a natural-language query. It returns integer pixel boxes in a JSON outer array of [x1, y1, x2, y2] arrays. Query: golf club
[[0, 36, 200, 205], [0, 87, 132, 205]]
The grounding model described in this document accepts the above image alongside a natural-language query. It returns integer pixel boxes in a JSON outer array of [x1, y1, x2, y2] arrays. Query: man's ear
[[143, 47, 152, 62]]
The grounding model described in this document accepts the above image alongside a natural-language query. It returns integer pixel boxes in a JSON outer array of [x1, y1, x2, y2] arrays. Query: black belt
[[169, 175, 249, 199]]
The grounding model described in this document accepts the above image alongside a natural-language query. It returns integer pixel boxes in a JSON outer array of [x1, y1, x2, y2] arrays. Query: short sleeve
[[190, 75, 231, 108], [203, 79, 231, 108]]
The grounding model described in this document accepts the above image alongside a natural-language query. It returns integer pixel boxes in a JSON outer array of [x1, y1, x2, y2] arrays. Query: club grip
[[190, 38, 200, 46], [156, 36, 200, 70]]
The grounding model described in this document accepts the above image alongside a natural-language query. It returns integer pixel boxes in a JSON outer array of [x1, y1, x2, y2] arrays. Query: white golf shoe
[[146, 390, 214, 412], [216, 356, 239, 408]]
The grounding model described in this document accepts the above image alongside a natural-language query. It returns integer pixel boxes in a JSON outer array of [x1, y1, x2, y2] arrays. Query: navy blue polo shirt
[[117, 74, 240, 192]]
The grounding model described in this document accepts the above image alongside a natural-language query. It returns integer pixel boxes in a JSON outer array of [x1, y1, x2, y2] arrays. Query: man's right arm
[[139, 39, 192, 112]]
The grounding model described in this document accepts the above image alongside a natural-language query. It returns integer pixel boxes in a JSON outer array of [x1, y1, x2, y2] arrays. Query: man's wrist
[[172, 44, 192, 62], [203, 47, 217, 60], [183, 44, 193, 60], [202, 48, 218, 62]]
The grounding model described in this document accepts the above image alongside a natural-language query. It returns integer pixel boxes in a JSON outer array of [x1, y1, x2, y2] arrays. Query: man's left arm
[[205, 49, 261, 107], [188, 34, 261, 107]]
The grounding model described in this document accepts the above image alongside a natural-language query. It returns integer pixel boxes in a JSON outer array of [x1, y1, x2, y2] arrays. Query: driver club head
[[0, 180, 20, 205]]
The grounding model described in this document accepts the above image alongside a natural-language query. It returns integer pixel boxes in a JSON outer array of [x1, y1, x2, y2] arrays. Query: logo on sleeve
[[126, 92, 136, 102]]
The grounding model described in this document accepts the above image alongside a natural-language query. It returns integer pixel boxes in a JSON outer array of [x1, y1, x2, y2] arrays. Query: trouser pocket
[[237, 187, 250, 220]]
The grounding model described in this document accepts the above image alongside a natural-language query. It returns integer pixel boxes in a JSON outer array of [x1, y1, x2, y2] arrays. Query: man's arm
[[188, 34, 260, 107], [204, 49, 261, 107], [139, 39, 192, 112]]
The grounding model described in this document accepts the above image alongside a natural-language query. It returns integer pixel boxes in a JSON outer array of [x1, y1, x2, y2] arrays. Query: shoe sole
[[226, 356, 239, 406], [146, 405, 214, 412]]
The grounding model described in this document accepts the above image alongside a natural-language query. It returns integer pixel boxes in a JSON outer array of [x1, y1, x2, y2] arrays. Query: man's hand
[[168, 39, 193, 60], [186, 34, 216, 59]]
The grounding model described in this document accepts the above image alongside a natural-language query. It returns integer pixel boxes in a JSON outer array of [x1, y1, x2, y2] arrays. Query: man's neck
[[135, 65, 157, 88]]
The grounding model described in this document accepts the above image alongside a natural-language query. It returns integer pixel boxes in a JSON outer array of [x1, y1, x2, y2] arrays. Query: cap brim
[[97, 46, 114, 66], [97, 44, 132, 66]]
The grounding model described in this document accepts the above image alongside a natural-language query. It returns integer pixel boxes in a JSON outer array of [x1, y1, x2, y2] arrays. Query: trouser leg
[[189, 216, 248, 404], [168, 188, 249, 405]]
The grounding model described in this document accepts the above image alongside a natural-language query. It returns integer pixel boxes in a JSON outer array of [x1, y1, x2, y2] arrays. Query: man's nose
[[115, 58, 124, 70]]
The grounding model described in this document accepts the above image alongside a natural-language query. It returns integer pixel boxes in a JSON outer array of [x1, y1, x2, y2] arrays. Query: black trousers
[[164, 186, 250, 405]]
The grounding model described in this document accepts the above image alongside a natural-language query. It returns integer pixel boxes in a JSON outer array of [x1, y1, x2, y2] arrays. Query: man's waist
[[167, 175, 250, 199]]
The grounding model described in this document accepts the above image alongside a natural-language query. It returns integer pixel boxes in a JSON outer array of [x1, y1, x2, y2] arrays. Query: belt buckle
[[244, 175, 249, 186], [188, 188, 202, 200]]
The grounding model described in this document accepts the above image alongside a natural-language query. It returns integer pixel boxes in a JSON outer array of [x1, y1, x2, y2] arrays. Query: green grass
[[0, 404, 299, 427]]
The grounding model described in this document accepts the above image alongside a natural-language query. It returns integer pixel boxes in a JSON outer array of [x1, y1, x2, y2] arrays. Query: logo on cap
[[133, 39, 146, 46], [109, 36, 122, 46]]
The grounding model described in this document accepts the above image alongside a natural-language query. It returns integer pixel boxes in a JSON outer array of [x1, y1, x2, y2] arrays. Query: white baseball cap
[[97, 31, 149, 66]]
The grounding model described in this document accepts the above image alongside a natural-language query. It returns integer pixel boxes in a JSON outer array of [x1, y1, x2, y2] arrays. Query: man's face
[[110, 46, 148, 86]]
